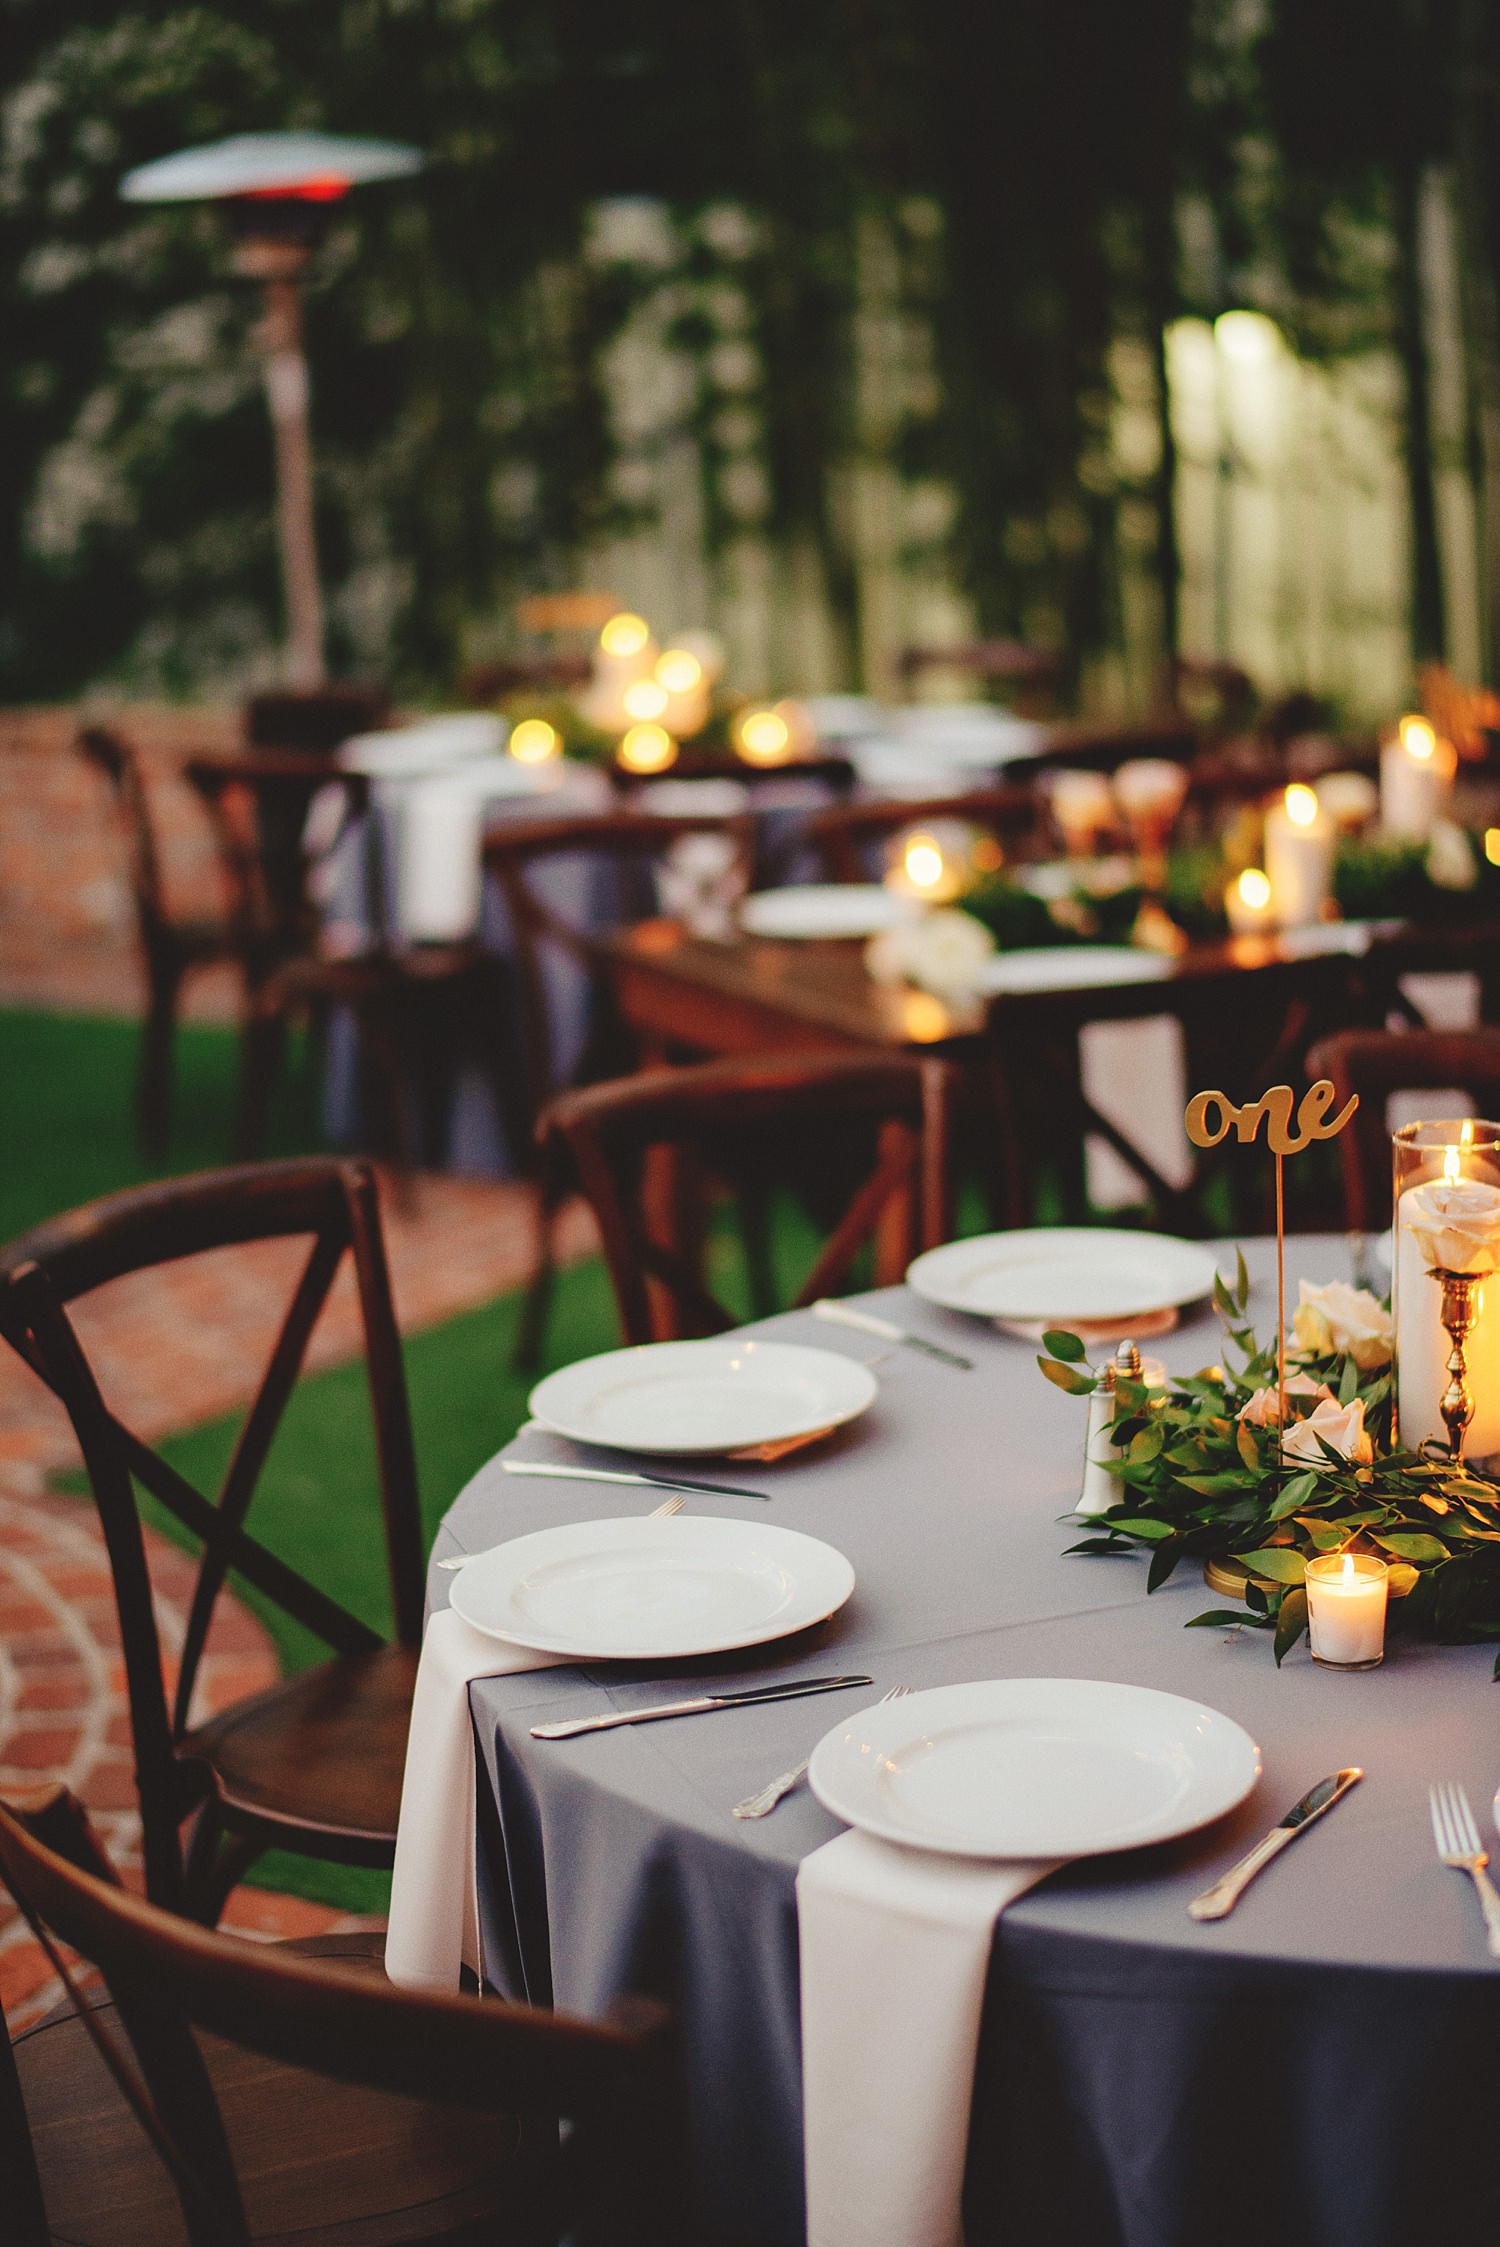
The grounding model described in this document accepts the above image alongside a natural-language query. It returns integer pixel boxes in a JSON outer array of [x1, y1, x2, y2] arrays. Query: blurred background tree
[[2, 0, 1497, 709]]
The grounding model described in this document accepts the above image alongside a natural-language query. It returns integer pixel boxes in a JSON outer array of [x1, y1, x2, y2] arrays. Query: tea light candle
[[1305, 1551, 1388, 1670], [1380, 715, 1442, 842], [1225, 865, 1275, 933], [1264, 784, 1333, 928]]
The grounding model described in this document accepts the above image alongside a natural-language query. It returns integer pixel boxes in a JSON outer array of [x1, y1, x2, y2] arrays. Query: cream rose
[[1280, 1394, 1373, 1469], [1239, 1374, 1332, 1427], [1404, 1179, 1500, 1277], [865, 908, 995, 1001], [1291, 1279, 1393, 1368]]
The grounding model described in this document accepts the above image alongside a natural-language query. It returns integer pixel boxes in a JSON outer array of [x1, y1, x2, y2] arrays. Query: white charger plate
[[450, 1514, 855, 1660], [739, 886, 915, 941], [906, 1227, 1218, 1324], [529, 1337, 877, 1457], [808, 1678, 1260, 1858], [977, 946, 1173, 996]]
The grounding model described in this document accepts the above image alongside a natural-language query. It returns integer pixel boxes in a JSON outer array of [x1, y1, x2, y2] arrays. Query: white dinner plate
[[906, 1227, 1218, 1324], [976, 946, 1173, 996], [450, 1514, 856, 1660], [529, 1337, 878, 1456], [808, 1678, 1261, 1858], [739, 885, 914, 941]]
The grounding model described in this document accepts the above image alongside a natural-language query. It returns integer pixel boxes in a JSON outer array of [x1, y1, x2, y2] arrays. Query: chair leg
[[236, 1002, 287, 1161], [182, 1799, 261, 1927], [513, 1172, 560, 1372], [138, 960, 182, 1162], [736, 1177, 777, 1320]]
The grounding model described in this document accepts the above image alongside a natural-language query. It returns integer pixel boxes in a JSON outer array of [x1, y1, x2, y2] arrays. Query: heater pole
[[250, 258, 325, 687]]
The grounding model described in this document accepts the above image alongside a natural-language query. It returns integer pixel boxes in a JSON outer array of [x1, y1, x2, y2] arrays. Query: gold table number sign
[[1185, 1081, 1359, 1428]]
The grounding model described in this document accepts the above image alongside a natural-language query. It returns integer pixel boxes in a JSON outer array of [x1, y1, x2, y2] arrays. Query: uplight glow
[[1284, 784, 1320, 829]]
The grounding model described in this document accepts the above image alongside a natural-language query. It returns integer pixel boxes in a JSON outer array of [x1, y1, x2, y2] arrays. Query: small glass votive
[[1305, 1551, 1389, 1671]]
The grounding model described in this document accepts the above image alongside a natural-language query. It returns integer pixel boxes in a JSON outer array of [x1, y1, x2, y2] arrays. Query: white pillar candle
[[1380, 716, 1441, 842], [1395, 1162, 1500, 1460], [1264, 785, 1333, 928], [1305, 1552, 1388, 1669]]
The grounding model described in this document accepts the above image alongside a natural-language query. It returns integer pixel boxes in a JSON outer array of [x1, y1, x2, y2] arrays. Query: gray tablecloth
[[430, 1237, 1500, 2246]]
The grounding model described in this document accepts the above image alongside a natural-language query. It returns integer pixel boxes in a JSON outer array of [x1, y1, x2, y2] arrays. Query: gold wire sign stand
[[1184, 1081, 1359, 1431]]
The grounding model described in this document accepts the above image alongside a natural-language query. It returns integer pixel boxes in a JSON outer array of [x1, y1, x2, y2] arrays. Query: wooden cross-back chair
[[804, 785, 1044, 885], [0, 1160, 425, 1923], [484, 809, 756, 1362], [0, 1784, 685, 2247], [1304, 1028, 1500, 1233], [76, 728, 283, 1163], [539, 1051, 954, 1344]]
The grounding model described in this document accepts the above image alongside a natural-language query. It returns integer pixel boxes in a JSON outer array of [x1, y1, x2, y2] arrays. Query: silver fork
[[1430, 1782, 1500, 1957], [437, 1492, 684, 1567], [732, 1683, 911, 1819]]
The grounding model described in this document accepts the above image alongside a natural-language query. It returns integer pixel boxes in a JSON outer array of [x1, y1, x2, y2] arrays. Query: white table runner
[[797, 1831, 1059, 2247]]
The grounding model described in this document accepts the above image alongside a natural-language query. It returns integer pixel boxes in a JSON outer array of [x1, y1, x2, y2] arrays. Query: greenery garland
[[1040, 1254, 1500, 1674]]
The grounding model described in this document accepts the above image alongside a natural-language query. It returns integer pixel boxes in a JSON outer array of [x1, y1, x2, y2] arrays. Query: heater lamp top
[[120, 132, 423, 205]]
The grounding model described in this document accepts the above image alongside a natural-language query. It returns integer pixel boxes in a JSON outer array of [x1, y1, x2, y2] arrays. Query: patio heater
[[120, 132, 424, 689]]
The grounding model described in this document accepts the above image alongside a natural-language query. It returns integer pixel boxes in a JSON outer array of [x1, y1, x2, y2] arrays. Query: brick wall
[[0, 705, 242, 1021]]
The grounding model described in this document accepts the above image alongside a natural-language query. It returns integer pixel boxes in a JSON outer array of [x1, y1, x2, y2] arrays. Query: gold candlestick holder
[[1428, 1265, 1482, 1458]]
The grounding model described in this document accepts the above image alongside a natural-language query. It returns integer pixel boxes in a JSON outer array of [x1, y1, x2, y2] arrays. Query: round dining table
[[429, 1234, 1500, 2247]]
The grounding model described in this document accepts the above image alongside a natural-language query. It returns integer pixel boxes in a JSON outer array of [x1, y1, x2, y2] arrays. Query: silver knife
[[1188, 1768, 1363, 1921], [811, 1297, 973, 1370], [501, 1459, 770, 1502], [531, 1672, 873, 1740]]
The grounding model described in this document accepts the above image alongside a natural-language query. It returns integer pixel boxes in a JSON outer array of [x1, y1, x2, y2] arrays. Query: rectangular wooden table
[[601, 915, 1498, 1226]]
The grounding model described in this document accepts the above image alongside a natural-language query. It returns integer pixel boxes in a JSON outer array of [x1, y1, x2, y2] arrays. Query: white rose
[[866, 908, 994, 1000], [1291, 1279, 1393, 1369], [1280, 1395, 1373, 1469], [1426, 819, 1477, 892], [1238, 1374, 1332, 1427], [1405, 1179, 1500, 1276]]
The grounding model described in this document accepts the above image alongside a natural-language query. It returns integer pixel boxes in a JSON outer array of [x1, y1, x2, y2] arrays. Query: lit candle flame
[[655, 648, 703, 693], [1342, 1551, 1355, 1588], [1284, 784, 1320, 829], [599, 612, 650, 658], [623, 678, 669, 721], [1444, 1142, 1462, 1185], [617, 722, 677, 773], [1237, 867, 1272, 910], [508, 717, 561, 764], [903, 835, 946, 890], [735, 708, 792, 765], [1398, 713, 1436, 763]]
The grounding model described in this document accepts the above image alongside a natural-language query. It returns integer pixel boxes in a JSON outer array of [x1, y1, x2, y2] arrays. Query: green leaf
[[1273, 1587, 1309, 1666], [1236, 1419, 1260, 1471], [1128, 1424, 1164, 1464], [1338, 1353, 1360, 1405], [1268, 1470, 1319, 1521], [1186, 1609, 1253, 1629], [1037, 1356, 1096, 1396], [1374, 1532, 1449, 1564], [1041, 1328, 1087, 1363], [1107, 1516, 1177, 1542], [1146, 1538, 1182, 1592], [1213, 1272, 1238, 1321], [1237, 1548, 1308, 1584], [1235, 1246, 1250, 1312]]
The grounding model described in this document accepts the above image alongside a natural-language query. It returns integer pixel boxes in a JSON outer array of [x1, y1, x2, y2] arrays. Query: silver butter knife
[[531, 1673, 873, 1740], [501, 1459, 771, 1502], [1188, 1767, 1363, 1920], [811, 1297, 973, 1370]]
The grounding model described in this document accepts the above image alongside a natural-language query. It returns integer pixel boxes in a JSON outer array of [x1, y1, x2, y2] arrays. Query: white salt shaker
[[1078, 1340, 1144, 1514]]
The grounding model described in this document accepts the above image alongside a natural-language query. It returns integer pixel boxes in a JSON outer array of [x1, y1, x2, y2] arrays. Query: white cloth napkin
[[385, 1607, 562, 1993], [797, 1830, 1059, 2247]]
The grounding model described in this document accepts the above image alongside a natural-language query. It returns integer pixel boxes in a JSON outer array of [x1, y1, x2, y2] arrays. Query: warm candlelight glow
[[1304, 1549, 1388, 1669], [1444, 1142, 1462, 1186], [1284, 783, 1320, 828], [623, 678, 669, 720], [1238, 868, 1272, 910], [1398, 713, 1436, 762], [1487, 829, 1500, 867], [903, 835, 946, 891], [508, 717, 561, 763], [734, 707, 793, 765], [599, 612, 650, 658], [617, 722, 678, 773], [655, 648, 704, 693]]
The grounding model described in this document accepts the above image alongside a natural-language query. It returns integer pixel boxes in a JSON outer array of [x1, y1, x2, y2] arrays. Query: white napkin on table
[[384, 1607, 562, 1993], [797, 1830, 1060, 2247]]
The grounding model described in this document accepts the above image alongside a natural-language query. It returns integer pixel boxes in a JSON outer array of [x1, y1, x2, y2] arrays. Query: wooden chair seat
[[184, 1647, 419, 1859], [11, 1936, 545, 2247]]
